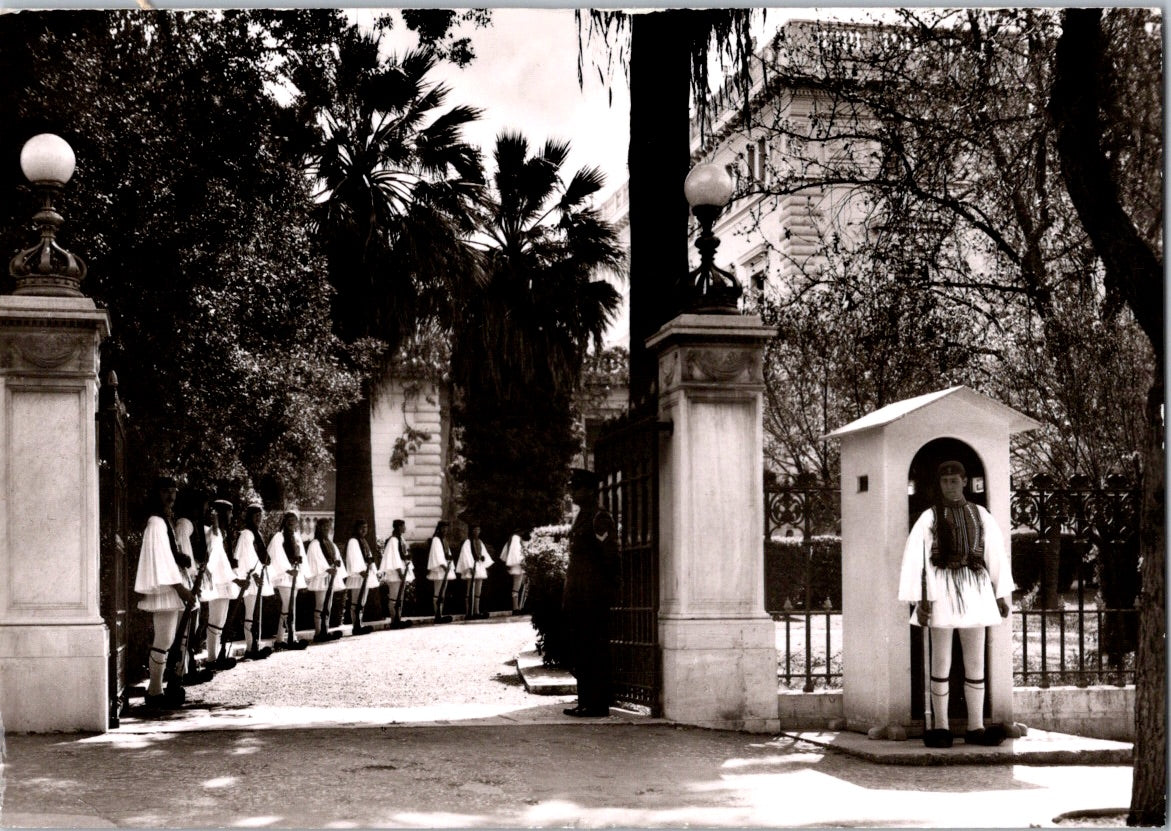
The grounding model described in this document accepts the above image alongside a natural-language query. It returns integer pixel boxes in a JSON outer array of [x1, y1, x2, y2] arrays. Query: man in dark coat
[[562, 467, 618, 717]]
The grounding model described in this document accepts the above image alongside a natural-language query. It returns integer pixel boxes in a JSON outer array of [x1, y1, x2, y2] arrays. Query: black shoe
[[210, 656, 237, 671], [290, 638, 309, 650], [389, 619, 412, 629], [964, 726, 1007, 747], [923, 728, 953, 748], [144, 692, 182, 710], [351, 625, 373, 635], [512, 609, 525, 616], [244, 646, 272, 660], [183, 667, 215, 686], [164, 681, 186, 706], [434, 615, 452, 624], [567, 706, 609, 718], [313, 631, 332, 643]]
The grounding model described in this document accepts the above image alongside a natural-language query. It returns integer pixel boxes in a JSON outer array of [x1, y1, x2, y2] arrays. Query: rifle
[[219, 564, 256, 662], [164, 563, 204, 700], [318, 540, 341, 640], [182, 561, 215, 684], [248, 563, 270, 658], [351, 541, 374, 635], [284, 556, 306, 649], [434, 551, 453, 624]]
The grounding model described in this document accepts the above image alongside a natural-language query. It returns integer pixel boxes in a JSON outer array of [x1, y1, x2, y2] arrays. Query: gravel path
[[185, 618, 542, 709]]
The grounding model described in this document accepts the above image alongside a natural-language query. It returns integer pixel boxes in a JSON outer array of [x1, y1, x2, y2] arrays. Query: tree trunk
[[333, 394, 376, 554], [627, 10, 693, 410], [1131, 382, 1166, 825], [1049, 10, 1165, 824]]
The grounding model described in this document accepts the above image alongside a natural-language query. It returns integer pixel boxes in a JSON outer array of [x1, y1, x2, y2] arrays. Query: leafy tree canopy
[[0, 10, 364, 506]]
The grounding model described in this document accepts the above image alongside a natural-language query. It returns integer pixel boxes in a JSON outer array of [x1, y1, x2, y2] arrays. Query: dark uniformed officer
[[562, 467, 618, 717]]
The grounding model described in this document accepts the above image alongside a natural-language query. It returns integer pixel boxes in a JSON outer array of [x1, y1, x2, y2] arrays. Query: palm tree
[[452, 131, 624, 541], [287, 25, 484, 542]]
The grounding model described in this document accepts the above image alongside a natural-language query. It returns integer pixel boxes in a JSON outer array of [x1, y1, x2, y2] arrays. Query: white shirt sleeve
[[135, 516, 186, 594], [897, 510, 935, 603]]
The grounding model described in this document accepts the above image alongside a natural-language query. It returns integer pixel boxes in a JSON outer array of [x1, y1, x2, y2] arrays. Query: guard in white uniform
[[456, 521, 493, 619], [344, 519, 380, 635], [201, 498, 240, 670], [305, 517, 346, 642], [501, 528, 531, 614], [174, 500, 215, 685], [134, 476, 194, 709], [269, 511, 309, 649], [898, 460, 1012, 748], [426, 520, 456, 623], [381, 519, 413, 628], [234, 504, 275, 659]]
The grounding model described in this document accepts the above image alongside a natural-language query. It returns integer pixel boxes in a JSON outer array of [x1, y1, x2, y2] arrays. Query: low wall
[[778, 686, 1134, 742], [1013, 686, 1135, 742]]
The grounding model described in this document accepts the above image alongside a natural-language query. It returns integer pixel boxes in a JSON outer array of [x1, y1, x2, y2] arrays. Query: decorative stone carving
[[681, 346, 762, 385], [0, 331, 89, 373]]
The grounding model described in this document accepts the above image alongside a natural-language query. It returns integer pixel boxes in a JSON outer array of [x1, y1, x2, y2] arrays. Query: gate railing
[[1010, 474, 1140, 688], [764, 472, 1141, 692], [764, 473, 841, 690], [98, 370, 130, 727], [596, 408, 664, 715]]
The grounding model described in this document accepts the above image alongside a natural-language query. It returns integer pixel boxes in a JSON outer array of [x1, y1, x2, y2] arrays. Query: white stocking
[[206, 598, 229, 661], [959, 626, 987, 731], [149, 610, 180, 696], [929, 627, 953, 731]]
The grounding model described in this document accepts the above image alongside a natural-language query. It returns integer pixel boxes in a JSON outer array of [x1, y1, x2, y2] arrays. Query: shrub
[[764, 536, 842, 612], [1009, 532, 1092, 596], [523, 524, 571, 667]]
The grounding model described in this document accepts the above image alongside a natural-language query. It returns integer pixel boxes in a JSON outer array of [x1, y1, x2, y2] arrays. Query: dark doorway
[[907, 438, 993, 730]]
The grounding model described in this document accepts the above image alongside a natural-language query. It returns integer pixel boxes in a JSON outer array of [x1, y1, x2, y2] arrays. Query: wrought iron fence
[[765, 472, 1140, 692], [596, 408, 664, 715], [1011, 474, 1140, 687], [765, 474, 841, 690]]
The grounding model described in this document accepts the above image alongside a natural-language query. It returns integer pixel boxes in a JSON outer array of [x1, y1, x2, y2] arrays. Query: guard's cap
[[937, 460, 967, 479], [393, 519, 406, 529], [569, 468, 599, 490], [212, 499, 233, 511]]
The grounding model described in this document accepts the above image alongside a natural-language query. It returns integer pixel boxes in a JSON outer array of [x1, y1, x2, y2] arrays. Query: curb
[[515, 650, 577, 695], [784, 729, 1134, 767]]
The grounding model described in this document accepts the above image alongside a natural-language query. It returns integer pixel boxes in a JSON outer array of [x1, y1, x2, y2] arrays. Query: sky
[[369, 8, 633, 204], [368, 7, 862, 205]]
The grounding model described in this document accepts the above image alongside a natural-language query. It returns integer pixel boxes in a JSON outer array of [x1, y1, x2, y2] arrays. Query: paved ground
[[0, 619, 1136, 828]]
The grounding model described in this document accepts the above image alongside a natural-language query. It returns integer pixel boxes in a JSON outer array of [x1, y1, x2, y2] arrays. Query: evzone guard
[[133, 476, 195, 709], [204, 498, 240, 671], [427, 520, 456, 624], [234, 504, 275, 660], [344, 519, 380, 635], [269, 510, 309, 650], [456, 519, 493, 620], [381, 519, 413, 629], [898, 460, 1012, 748], [306, 517, 346, 642]]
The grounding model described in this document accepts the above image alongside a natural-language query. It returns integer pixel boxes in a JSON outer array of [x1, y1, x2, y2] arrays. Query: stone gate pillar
[[648, 313, 779, 732], [0, 134, 111, 731]]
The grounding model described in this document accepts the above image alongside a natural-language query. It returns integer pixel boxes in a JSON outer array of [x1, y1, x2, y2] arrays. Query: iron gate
[[98, 370, 129, 727], [594, 409, 663, 715]]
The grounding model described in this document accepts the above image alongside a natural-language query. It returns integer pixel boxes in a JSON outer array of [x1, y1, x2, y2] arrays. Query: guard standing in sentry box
[[898, 460, 1012, 748]]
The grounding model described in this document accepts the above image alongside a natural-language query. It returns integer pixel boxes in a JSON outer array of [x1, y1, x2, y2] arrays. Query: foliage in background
[[450, 132, 623, 544], [523, 524, 571, 667], [719, 10, 1157, 486], [0, 11, 364, 509]]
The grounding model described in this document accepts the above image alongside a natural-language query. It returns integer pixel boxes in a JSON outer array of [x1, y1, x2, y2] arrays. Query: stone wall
[[369, 378, 449, 546], [778, 687, 1135, 742]]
